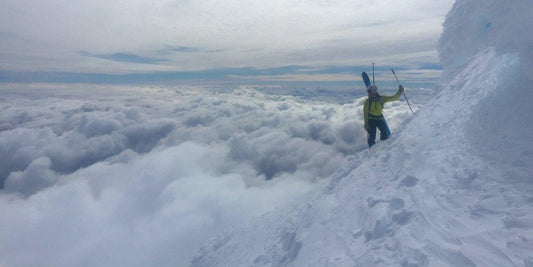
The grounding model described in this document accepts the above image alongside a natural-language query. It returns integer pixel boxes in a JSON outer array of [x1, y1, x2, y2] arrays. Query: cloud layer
[[0, 0, 454, 74], [0, 83, 420, 266]]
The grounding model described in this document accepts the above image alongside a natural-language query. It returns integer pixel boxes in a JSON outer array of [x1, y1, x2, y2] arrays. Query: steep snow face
[[438, 0, 533, 184], [192, 0, 533, 266], [438, 0, 533, 83]]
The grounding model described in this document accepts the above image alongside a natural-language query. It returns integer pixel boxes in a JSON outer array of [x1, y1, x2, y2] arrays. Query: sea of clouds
[[0, 82, 423, 266]]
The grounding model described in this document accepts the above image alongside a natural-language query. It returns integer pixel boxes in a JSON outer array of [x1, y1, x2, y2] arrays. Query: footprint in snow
[[389, 198, 405, 211], [367, 197, 405, 210], [392, 210, 414, 226], [399, 175, 419, 187]]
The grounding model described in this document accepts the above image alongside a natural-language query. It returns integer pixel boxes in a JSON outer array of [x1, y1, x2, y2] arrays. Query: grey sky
[[0, 0, 455, 83]]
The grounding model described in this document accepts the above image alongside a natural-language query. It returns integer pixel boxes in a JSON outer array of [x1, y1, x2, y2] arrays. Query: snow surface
[[0, 0, 532, 266], [192, 0, 533, 266]]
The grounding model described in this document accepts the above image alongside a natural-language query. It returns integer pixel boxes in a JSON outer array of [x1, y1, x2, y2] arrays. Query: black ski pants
[[367, 117, 391, 147]]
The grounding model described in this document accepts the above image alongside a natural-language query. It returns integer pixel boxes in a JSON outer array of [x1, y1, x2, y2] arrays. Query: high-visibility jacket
[[363, 90, 402, 129]]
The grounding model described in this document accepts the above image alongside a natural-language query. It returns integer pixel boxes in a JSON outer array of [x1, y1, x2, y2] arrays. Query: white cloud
[[0, 83, 423, 265]]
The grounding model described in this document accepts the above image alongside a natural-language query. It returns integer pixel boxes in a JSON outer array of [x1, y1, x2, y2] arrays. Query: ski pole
[[372, 62, 375, 85], [391, 68, 414, 115]]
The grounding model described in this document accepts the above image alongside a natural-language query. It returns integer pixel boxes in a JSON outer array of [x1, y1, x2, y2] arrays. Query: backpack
[[368, 96, 384, 116]]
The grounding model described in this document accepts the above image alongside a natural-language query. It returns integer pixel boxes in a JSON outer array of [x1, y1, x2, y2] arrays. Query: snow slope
[[191, 0, 533, 266]]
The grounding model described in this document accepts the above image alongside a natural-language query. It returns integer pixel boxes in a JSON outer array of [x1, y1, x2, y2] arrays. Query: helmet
[[367, 85, 378, 94]]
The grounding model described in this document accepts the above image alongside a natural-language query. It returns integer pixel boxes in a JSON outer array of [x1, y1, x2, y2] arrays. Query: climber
[[363, 84, 404, 147]]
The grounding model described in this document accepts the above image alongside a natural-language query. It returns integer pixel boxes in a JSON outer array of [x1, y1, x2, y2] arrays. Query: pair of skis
[[362, 69, 414, 115]]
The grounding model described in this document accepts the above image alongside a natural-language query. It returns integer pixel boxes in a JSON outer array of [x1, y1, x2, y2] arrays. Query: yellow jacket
[[363, 90, 402, 129]]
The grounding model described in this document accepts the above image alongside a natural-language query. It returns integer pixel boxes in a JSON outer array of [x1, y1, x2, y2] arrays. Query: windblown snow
[[1, 0, 532, 266]]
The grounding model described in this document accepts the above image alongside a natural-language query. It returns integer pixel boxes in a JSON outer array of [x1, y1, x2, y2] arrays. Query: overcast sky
[[0, 0, 455, 83]]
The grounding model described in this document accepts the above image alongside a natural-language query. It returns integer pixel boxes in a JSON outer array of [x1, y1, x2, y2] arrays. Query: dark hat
[[367, 85, 378, 94]]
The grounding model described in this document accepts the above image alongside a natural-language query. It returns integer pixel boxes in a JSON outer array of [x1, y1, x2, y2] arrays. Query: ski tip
[[362, 72, 371, 88]]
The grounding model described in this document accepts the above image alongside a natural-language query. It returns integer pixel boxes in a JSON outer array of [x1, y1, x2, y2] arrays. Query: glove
[[399, 85, 404, 93]]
